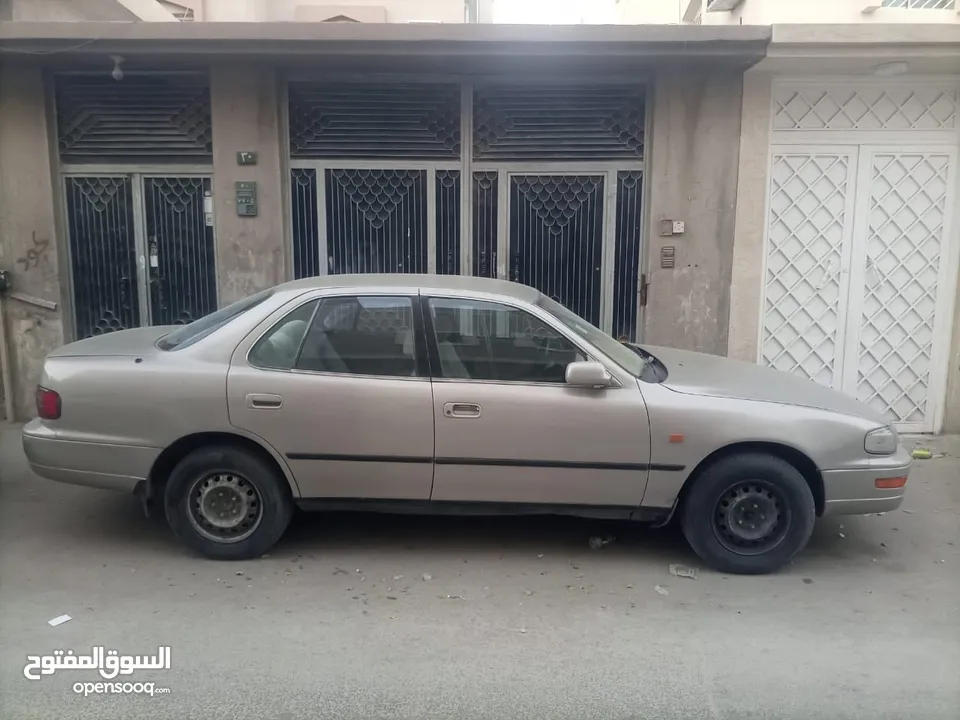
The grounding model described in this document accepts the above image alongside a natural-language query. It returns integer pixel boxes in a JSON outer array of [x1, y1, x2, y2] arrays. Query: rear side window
[[296, 296, 418, 378], [157, 290, 273, 351], [248, 300, 319, 369]]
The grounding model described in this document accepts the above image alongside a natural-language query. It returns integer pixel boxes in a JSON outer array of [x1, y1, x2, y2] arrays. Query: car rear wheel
[[680, 453, 815, 575], [164, 445, 293, 560]]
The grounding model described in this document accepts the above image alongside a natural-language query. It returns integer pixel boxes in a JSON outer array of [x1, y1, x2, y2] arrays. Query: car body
[[23, 274, 911, 573]]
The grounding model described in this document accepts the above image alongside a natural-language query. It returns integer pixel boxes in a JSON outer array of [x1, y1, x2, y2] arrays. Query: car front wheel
[[680, 452, 815, 575], [164, 445, 293, 560]]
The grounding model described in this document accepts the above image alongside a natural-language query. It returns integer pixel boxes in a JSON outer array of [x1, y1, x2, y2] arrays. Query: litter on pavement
[[588, 535, 615, 550], [47, 615, 72, 627], [669, 564, 698, 579]]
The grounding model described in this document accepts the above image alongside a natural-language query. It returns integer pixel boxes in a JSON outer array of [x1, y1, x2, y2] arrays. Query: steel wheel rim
[[187, 472, 263, 544], [712, 480, 791, 556]]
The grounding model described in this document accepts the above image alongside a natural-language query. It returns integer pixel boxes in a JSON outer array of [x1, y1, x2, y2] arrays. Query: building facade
[[726, 25, 960, 435], [0, 0, 493, 23], [0, 22, 958, 434], [617, 0, 959, 25]]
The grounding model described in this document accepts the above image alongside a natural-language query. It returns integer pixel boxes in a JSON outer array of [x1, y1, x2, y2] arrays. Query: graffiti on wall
[[14, 232, 57, 286]]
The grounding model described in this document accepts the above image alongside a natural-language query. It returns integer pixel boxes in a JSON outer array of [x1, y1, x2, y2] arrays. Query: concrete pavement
[[1, 423, 958, 720]]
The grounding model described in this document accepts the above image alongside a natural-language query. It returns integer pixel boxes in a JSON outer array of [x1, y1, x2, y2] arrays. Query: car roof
[[276, 274, 543, 303]]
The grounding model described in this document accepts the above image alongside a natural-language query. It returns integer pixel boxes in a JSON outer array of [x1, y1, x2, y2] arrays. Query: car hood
[[48, 326, 175, 358], [641, 344, 888, 425]]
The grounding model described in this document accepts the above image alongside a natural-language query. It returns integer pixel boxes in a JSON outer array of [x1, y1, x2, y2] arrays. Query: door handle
[[246, 393, 283, 409], [443, 402, 481, 418]]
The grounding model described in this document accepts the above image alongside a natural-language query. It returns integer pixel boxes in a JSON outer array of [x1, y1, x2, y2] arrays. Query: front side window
[[427, 297, 583, 383], [248, 300, 318, 369], [536, 294, 646, 377], [296, 296, 418, 378]]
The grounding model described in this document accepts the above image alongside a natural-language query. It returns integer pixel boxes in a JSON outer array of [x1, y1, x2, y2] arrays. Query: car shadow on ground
[[8, 474, 859, 572], [21, 485, 704, 566], [283, 508, 698, 561]]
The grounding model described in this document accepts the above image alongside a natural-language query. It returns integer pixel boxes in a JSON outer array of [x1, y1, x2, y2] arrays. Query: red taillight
[[36, 386, 61, 420]]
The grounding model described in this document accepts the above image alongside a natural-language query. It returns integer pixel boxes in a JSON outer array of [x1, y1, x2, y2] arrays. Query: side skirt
[[293, 498, 672, 524]]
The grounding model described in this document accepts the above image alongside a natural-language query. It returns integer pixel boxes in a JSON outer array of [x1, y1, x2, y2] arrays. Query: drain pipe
[[0, 270, 14, 422]]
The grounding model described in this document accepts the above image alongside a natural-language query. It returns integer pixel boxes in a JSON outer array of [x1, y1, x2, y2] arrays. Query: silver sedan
[[23, 275, 911, 574]]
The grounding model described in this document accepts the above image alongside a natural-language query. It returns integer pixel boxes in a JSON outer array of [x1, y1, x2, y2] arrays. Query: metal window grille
[[55, 75, 212, 163]]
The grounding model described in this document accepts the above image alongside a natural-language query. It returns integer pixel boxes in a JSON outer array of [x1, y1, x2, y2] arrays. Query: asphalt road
[[1, 423, 958, 720]]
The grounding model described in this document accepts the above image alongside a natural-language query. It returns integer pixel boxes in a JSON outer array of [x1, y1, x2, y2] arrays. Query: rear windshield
[[156, 290, 273, 351]]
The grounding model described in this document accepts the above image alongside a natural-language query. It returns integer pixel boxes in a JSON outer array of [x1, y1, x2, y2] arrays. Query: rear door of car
[[227, 291, 435, 500], [423, 293, 652, 508]]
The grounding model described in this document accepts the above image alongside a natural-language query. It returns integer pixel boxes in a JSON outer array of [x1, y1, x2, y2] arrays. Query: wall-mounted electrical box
[[236, 181, 258, 217], [659, 219, 685, 236]]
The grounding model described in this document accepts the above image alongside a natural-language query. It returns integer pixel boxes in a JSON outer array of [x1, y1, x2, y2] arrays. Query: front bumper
[[22, 419, 158, 493], [821, 445, 911, 516]]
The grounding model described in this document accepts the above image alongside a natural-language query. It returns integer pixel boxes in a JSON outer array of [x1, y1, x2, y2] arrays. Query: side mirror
[[565, 361, 612, 389]]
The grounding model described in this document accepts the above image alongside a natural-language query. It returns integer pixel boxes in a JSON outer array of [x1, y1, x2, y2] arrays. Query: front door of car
[[227, 293, 435, 500], [424, 296, 652, 507]]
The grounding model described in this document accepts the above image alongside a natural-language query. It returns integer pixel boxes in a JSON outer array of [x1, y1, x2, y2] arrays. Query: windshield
[[536, 295, 646, 377], [156, 289, 273, 351]]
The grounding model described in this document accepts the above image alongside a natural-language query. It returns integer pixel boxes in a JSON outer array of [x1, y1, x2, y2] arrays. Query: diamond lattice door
[[762, 145, 958, 432], [762, 150, 858, 388], [848, 149, 957, 431]]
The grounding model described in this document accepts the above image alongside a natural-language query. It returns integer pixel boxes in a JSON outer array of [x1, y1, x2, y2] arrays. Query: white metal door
[[762, 145, 958, 432], [761, 148, 859, 389], [844, 146, 958, 433]]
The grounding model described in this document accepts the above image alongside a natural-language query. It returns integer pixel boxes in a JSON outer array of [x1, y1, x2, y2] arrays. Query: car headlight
[[864, 426, 898, 455]]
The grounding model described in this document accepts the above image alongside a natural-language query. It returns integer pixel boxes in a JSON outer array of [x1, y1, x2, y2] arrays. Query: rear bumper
[[22, 420, 159, 493], [821, 449, 911, 516]]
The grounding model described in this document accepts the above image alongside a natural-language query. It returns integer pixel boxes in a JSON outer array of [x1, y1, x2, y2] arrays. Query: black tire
[[680, 452, 815, 575], [164, 445, 293, 560]]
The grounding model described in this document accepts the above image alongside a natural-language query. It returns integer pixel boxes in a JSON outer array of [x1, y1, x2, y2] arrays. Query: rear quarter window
[[157, 290, 273, 351]]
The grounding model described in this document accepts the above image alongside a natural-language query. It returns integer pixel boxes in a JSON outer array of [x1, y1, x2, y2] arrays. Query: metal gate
[[55, 72, 216, 340], [289, 80, 647, 339], [506, 174, 606, 326], [64, 174, 217, 338]]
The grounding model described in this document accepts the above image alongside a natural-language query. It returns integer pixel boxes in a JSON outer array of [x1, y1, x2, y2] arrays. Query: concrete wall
[[944, 264, 960, 433], [4, 0, 139, 20], [643, 67, 744, 357], [617, 0, 686, 24], [726, 68, 771, 363], [209, 64, 287, 305], [202, 0, 473, 22], [0, 62, 65, 421], [702, 0, 960, 25], [615, 0, 960, 25]]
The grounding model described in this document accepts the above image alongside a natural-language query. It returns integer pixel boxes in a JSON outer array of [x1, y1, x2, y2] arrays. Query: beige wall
[[945, 264, 960, 433], [643, 67, 745, 357], [3, 0, 138, 20], [209, 64, 287, 305], [0, 62, 65, 421], [202, 0, 473, 22], [703, 0, 960, 25], [617, 0, 686, 24], [617, 0, 960, 25], [726, 68, 771, 363]]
